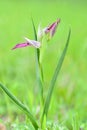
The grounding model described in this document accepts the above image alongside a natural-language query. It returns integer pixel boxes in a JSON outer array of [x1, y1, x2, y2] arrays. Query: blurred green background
[[0, 0, 87, 129]]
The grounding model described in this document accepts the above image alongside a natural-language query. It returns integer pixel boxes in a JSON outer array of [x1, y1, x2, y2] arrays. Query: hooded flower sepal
[[37, 23, 43, 41]]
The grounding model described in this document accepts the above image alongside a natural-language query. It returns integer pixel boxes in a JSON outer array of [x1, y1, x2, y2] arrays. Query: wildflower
[[12, 37, 41, 50], [37, 19, 60, 41], [44, 18, 60, 37]]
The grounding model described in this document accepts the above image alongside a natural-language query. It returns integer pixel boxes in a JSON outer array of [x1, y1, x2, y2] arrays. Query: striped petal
[[12, 38, 41, 50], [44, 18, 60, 37], [12, 42, 30, 50]]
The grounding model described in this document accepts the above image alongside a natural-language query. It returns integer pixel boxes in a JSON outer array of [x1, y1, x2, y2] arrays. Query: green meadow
[[0, 0, 87, 129]]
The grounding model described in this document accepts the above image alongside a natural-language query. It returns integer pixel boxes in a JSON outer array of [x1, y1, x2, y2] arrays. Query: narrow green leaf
[[31, 17, 37, 41], [31, 17, 40, 62], [31, 18, 44, 104], [41, 29, 71, 124], [72, 113, 80, 130], [0, 83, 39, 130], [31, 17, 40, 80]]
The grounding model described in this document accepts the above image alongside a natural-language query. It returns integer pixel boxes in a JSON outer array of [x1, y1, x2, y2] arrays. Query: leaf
[[41, 29, 71, 124], [31, 18, 44, 104], [31, 17, 40, 79], [31, 17, 37, 41], [0, 83, 38, 130], [31, 17, 40, 62]]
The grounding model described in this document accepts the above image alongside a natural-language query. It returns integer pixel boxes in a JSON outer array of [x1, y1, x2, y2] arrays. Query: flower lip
[[12, 42, 31, 50], [12, 37, 41, 50]]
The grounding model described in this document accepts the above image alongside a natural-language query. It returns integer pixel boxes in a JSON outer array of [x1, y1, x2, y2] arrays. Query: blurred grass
[[0, 0, 87, 129]]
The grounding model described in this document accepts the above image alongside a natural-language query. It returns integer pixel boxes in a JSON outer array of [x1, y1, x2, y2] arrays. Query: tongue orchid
[[37, 18, 60, 41], [44, 19, 60, 37], [12, 37, 41, 50], [12, 19, 60, 50]]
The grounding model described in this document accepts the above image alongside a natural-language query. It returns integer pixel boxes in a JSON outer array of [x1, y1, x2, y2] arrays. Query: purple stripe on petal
[[48, 19, 60, 31], [47, 22, 55, 31], [12, 42, 31, 50], [50, 23, 57, 37]]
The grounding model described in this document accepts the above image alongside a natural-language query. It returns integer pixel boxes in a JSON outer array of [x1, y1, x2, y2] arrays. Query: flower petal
[[50, 19, 60, 37], [12, 42, 30, 50], [24, 37, 41, 48], [44, 18, 60, 37]]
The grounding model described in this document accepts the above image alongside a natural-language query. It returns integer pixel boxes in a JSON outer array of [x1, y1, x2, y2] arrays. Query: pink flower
[[12, 37, 41, 50], [37, 19, 60, 41], [44, 19, 60, 36]]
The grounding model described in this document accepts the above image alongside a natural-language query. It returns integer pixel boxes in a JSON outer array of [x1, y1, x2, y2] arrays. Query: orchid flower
[[37, 19, 60, 41], [12, 19, 60, 50], [44, 18, 60, 37], [12, 37, 41, 50]]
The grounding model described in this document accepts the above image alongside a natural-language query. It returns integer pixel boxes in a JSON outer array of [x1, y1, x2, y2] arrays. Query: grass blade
[[31, 17, 40, 82], [31, 17, 37, 41], [31, 18, 44, 104], [0, 83, 39, 129], [41, 29, 71, 124], [31, 17, 40, 62]]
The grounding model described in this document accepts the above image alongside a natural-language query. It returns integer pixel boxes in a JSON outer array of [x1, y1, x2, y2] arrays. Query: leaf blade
[[31, 18, 44, 104], [0, 83, 38, 129], [41, 29, 71, 124]]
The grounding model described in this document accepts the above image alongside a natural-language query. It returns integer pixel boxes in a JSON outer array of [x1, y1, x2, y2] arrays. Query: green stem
[[35, 49, 44, 105], [0, 83, 39, 130]]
